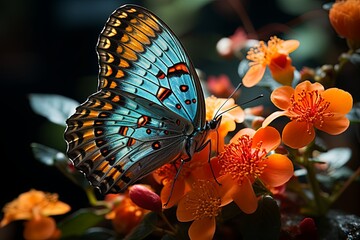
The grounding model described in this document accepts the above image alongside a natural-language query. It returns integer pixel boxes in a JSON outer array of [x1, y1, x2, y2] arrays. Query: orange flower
[[243, 36, 300, 87], [0, 189, 70, 240], [176, 179, 232, 240], [23, 216, 61, 240], [153, 149, 221, 208], [262, 80, 353, 148], [329, 0, 360, 50], [217, 127, 294, 214], [105, 187, 151, 235], [205, 95, 244, 152]]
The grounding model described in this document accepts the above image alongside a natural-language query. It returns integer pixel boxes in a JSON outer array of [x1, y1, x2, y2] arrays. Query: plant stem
[[304, 158, 326, 216], [85, 187, 98, 206], [159, 211, 177, 234], [330, 166, 360, 205]]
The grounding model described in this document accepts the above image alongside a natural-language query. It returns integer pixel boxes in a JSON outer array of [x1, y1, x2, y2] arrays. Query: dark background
[[1, 0, 359, 239]]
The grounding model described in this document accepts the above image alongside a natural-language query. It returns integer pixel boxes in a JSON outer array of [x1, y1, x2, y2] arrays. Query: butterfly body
[[64, 4, 220, 194]]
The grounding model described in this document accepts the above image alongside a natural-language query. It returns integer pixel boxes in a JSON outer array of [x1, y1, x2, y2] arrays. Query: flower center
[[288, 89, 334, 133], [185, 180, 221, 220], [218, 135, 267, 185], [247, 36, 284, 66]]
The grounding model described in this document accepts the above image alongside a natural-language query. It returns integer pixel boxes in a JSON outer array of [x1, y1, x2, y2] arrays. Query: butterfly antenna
[[213, 82, 243, 120], [217, 94, 264, 117]]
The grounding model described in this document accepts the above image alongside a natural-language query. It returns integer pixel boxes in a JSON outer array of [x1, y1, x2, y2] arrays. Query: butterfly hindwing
[[65, 89, 192, 193], [65, 4, 206, 194]]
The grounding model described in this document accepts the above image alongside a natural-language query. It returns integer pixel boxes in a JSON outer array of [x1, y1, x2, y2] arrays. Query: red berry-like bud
[[129, 184, 162, 212], [298, 217, 318, 240]]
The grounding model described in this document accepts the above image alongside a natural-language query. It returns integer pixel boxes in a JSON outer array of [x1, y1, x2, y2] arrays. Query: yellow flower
[[329, 0, 360, 50], [243, 36, 300, 87], [0, 189, 70, 240], [205, 95, 244, 152]]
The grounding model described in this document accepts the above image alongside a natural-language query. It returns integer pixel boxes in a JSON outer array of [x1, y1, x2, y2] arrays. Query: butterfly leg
[[163, 159, 186, 207], [196, 139, 222, 186]]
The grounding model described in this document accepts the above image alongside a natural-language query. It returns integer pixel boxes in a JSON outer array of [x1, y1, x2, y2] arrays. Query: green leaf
[[28, 93, 79, 126], [238, 196, 281, 240], [124, 212, 158, 240], [58, 208, 105, 238], [30, 143, 90, 189]]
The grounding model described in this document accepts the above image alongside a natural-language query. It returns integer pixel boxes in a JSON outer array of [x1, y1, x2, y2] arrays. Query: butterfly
[[64, 4, 222, 195]]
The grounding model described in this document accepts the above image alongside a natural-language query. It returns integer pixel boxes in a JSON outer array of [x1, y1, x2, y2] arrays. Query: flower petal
[[242, 64, 266, 87], [252, 126, 281, 152], [322, 88, 353, 114], [188, 218, 216, 240], [270, 86, 294, 110], [282, 121, 315, 148], [262, 111, 286, 127], [315, 113, 350, 135], [176, 195, 195, 222], [161, 180, 187, 209], [281, 40, 300, 53], [23, 216, 57, 240], [230, 128, 255, 143], [232, 178, 258, 214], [295, 80, 324, 96], [268, 55, 295, 86], [217, 175, 235, 206], [261, 154, 294, 187]]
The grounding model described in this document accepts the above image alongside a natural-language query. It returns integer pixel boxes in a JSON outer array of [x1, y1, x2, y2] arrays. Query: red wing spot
[[146, 129, 151, 134], [180, 85, 189, 92], [127, 138, 136, 146], [176, 104, 181, 109], [157, 87, 172, 102], [152, 141, 161, 150], [192, 98, 196, 103], [176, 119, 181, 125], [168, 63, 189, 77], [164, 130, 169, 135], [156, 70, 166, 79], [137, 115, 151, 127], [119, 126, 128, 135], [185, 99, 191, 105]]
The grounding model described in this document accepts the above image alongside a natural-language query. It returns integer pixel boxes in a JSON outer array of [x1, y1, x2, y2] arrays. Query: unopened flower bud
[[129, 184, 162, 212]]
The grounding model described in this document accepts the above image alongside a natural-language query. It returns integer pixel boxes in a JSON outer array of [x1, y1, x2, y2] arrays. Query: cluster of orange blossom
[[0, 0, 358, 239]]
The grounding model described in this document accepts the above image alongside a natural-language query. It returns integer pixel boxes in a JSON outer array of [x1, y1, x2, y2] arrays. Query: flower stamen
[[218, 135, 267, 185], [247, 36, 284, 66], [185, 180, 221, 220], [288, 90, 334, 133]]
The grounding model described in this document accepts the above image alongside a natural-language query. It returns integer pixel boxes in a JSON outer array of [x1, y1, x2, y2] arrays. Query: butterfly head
[[209, 115, 222, 130]]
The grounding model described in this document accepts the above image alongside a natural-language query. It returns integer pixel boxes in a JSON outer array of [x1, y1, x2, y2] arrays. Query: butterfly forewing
[[65, 4, 206, 194], [97, 5, 205, 125]]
